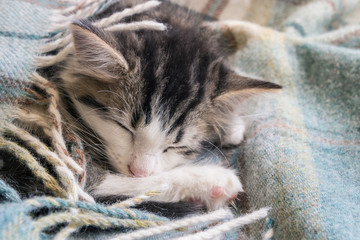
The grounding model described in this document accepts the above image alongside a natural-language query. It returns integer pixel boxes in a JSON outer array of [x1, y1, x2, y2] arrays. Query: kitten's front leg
[[92, 165, 243, 210]]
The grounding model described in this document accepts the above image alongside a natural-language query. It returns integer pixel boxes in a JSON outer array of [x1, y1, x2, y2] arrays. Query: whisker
[[200, 139, 228, 162]]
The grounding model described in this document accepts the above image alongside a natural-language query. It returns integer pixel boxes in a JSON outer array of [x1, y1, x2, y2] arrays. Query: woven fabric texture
[[1, 0, 360, 239]]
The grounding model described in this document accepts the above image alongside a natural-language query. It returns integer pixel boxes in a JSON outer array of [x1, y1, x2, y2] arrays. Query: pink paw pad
[[210, 186, 224, 198]]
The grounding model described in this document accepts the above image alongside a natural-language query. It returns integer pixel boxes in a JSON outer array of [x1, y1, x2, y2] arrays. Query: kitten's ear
[[213, 69, 281, 104], [71, 20, 129, 81]]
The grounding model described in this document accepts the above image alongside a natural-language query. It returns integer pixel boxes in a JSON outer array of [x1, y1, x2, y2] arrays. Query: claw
[[227, 193, 238, 201], [189, 197, 202, 204]]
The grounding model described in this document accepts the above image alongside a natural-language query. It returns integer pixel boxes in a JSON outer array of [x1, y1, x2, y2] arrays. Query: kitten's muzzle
[[128, 164, 151, 177], [128, 153, 158, 177]]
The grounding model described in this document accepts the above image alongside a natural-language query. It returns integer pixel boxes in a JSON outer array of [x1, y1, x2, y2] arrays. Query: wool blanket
[[177, 0, 360, 239], [1, 0, 360, 239]]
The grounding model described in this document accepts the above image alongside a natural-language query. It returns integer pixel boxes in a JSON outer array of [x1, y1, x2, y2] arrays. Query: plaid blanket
[[176, 0, 360, 239], [1, 0, 360, 239]]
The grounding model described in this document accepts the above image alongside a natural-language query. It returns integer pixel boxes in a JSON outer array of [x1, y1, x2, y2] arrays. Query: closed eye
[[76, 95, 110, 113], [76, 96, 133, 134], [113, 119, 134, 135], [163, 146, 188, 153]]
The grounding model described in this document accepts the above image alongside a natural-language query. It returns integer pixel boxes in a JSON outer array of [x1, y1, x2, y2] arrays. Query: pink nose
[[129, 164, 150, 177]]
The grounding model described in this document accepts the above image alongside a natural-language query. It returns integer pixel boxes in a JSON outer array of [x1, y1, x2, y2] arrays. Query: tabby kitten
[[55, 0, 280, 211]]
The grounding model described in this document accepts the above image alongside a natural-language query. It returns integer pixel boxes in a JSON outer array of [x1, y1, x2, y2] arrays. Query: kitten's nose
[[129, 164, 150, 177]]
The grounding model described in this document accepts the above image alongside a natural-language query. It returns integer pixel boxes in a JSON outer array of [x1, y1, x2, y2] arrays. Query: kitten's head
[[61, 18, 280, 177]]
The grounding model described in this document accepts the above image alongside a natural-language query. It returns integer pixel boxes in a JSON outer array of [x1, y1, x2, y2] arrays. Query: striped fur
[[50, 0, 280, 211]]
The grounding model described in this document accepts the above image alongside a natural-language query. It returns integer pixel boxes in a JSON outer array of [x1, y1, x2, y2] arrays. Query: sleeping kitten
[[51, 0, 280, 211]]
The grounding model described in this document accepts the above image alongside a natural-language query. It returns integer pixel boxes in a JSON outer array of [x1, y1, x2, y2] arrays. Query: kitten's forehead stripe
[[160, 36, 193, 120], [167, 55, 209, 133], [174, 129, 184, 144], [169, 85, 205, 134], [142, 36, 158, 125]]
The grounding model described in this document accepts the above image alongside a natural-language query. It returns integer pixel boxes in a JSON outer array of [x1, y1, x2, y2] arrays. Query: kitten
[[50, 0, 280, 211]]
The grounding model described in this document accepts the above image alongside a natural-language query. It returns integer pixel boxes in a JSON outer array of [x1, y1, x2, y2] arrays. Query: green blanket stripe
[[0, 31, 51, 40]]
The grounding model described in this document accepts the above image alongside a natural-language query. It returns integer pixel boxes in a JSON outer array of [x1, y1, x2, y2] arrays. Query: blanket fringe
[[174, 208, 270, 240]]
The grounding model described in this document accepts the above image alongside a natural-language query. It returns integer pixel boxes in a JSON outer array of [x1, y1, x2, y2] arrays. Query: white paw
[[179, 166, 243, 210]]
